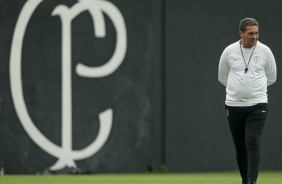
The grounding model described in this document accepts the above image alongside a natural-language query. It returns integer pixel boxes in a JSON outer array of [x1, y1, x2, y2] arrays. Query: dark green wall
[[0, 0, 163, 174], [165, 0, 282, 171], [0, 0, 282, 174]]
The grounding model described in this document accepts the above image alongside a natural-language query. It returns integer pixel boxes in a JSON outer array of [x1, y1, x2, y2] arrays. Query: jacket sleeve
[[218, 48, 230, 86], [265, 48, 277, 86]]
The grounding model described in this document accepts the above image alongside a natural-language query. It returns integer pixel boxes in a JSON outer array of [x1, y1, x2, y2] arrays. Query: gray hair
[[239, 18, 259, 32]]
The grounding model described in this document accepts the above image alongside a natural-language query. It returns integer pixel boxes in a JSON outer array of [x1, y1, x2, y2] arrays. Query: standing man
[[218, 18, 277, 184]]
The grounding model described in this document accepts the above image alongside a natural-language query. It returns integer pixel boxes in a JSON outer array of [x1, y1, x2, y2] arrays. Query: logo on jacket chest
[[254, 56, 260, 63]]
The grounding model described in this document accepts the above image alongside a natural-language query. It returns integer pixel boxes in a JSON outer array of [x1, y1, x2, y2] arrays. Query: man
[[218, 18, 277, 184]]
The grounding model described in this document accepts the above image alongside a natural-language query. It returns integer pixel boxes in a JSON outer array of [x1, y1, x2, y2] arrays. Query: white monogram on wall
[[10, 0, 127, 171]]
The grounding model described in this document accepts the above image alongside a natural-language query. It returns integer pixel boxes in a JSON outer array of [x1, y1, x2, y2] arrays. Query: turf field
[[0, 171, 282, 184]]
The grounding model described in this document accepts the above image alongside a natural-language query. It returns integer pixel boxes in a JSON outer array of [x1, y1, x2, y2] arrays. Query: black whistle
[[245, 68, 248, 73]]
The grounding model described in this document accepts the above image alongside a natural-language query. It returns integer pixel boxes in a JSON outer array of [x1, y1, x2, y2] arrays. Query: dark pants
[[225, 103, 268, 183]]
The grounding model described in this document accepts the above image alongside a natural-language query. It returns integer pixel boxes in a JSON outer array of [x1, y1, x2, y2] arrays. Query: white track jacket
[[218, 40, 277, 106]]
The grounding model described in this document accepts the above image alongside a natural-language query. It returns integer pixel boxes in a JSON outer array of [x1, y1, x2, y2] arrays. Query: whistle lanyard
[[239, 43, 256, 73]]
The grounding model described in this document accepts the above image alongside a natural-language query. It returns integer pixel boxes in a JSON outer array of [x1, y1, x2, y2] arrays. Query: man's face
[[240, 25, 259, 48]]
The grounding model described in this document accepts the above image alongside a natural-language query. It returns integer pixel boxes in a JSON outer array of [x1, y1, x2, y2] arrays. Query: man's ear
[[239, 30, 243, 37]]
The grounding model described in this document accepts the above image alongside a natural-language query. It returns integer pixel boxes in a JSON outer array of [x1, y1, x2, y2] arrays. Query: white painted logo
[[10, 0, 127, 170]]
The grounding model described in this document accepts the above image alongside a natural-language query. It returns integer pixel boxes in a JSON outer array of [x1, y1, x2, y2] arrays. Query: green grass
[[0, 171, 282, 184]]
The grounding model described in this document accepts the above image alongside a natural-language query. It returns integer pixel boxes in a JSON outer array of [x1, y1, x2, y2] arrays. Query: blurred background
[[0, 0, 281, 174]]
